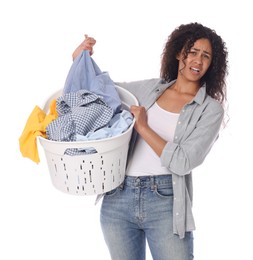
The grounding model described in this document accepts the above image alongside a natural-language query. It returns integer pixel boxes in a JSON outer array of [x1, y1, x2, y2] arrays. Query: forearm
[[138, 125, 167, 157]]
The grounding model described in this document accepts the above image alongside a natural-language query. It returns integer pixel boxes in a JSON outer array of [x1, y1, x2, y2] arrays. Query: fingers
[[83, 34, 96, 47], [130, 106, 148, 133], [130, 105, 144, 115], [130, 106, 147, 122], [72, 34, 96, 60]]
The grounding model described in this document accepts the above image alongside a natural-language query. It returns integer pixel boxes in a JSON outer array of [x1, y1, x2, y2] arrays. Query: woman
[[73, 22, 228, 260]]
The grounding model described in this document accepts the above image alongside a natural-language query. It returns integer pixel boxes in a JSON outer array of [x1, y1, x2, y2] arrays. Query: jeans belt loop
[[150, 176, 156, 191]]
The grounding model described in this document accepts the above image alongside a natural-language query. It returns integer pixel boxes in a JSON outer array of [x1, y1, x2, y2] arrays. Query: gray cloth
[[114, 78, 224, 239]]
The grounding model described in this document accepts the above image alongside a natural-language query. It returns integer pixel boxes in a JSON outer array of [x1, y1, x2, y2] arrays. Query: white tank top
[[126, 102, 179, 176]]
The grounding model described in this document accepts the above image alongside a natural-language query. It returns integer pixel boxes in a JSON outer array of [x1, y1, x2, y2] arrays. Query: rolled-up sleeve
[[161, 99, 224, 176]]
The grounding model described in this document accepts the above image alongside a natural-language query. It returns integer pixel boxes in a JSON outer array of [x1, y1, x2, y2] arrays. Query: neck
[[172, 78, 200, 96]]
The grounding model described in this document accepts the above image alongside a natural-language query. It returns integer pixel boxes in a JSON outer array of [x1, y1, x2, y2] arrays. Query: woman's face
[[177, 38, 212, 83]]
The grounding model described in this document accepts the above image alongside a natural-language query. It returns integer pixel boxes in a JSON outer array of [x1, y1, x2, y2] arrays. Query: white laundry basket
[[38, 86, 138, 195]]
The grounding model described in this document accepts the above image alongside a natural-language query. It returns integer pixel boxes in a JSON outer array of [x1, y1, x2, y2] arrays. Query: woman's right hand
[[72, 34, 96, 61]]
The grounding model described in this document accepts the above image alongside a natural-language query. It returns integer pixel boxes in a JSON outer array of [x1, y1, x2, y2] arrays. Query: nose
[[194, 54, 203, 64]]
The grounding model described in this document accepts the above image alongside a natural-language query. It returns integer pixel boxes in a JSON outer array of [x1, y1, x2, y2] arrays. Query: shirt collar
[[191, 83, 207, 105], [155, 79, 207, 105]]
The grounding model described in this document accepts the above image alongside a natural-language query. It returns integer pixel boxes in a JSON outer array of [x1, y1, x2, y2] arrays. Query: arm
[[132, 98, 224, 177], [130, 105, 166, 156], [161, 101, 224, 176]]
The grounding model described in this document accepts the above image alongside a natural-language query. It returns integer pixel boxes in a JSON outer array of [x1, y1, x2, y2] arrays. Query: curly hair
[[160, 22, 228, 104]]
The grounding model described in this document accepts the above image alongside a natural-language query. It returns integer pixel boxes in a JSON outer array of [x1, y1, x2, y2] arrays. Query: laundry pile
[[19, 50, 133, 163]]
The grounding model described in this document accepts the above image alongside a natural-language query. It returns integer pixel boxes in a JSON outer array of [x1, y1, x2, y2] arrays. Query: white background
[[1, 0, 252, 259]]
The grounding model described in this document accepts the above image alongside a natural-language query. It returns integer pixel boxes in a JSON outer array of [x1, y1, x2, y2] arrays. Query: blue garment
[[76, 110, 133, 154], [75, 109, 133, 154], [63, 50, 121, 114], [46, 51, 134, 156], [46, 89, 113, 144], [76, 110, 133, 141], [100, 175, 194, 260]]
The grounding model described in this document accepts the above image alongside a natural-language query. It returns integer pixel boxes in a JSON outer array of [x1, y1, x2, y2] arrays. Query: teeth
[[191, 68, 200, 72]]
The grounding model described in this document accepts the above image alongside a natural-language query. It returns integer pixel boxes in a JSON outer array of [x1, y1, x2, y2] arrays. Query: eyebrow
[[191, 47, 212, 56]]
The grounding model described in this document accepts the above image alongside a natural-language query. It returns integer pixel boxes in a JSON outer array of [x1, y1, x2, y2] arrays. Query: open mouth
[[190, 67, 200, 73]]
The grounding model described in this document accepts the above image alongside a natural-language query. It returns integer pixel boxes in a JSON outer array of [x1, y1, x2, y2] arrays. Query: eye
[[203, 54, 211, 59], [188, 51, 197, 56]]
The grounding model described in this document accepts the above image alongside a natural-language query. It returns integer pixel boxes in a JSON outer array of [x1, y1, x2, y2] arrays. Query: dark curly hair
[[160, 22, 228, 104]]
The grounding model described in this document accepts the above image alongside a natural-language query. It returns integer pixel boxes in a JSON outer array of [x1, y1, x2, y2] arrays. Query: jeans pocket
[[105, 187, 119, 197], [155, 184, 173, 198]]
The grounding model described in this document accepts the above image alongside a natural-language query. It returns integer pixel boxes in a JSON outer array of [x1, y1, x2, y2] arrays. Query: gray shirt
[[116, 78, 224, 239]]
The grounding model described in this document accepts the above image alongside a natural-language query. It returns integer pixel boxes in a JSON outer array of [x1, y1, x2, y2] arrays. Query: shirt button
[[176, 212, 179, 216], [178, 121, 181, 125], [173, 181, 176, 185], [175, 136, 178, 139]]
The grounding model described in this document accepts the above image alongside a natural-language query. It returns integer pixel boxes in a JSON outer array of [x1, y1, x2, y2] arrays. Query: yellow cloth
[[19, 99, 58, 163]]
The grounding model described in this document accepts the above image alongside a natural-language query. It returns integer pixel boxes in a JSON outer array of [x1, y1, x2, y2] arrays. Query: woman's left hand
[[130, 105, 148, 134]]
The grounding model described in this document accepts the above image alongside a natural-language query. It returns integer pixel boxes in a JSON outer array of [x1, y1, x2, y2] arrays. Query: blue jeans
[[100, 175, 194, 260]]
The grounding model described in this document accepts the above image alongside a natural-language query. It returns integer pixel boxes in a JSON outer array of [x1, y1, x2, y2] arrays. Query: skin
[[72, 37, 213, 157], [72, 34, 96, 60], [131, 38, 213, 156]]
